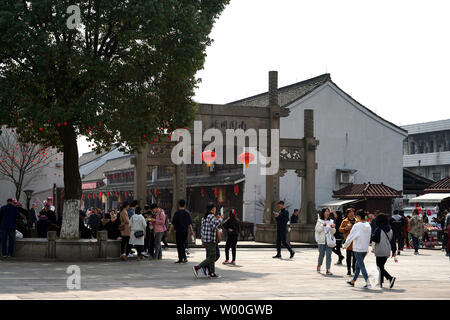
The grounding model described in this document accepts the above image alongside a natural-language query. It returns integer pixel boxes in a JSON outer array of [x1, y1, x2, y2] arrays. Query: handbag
[[325, 229, 336, 248], [134, 230, 145, 238], [216, 228, 222, 242]]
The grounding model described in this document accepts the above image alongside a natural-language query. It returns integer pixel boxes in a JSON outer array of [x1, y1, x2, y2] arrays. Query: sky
[[77, 0, 450, 156]]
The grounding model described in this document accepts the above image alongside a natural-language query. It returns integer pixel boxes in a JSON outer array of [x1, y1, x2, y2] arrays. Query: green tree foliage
[[0, 0, 229, 200]]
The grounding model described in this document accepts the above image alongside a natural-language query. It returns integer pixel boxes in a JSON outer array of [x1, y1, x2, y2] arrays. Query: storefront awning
[[319, 199, 360, 208], [409, 193, 450, 204]]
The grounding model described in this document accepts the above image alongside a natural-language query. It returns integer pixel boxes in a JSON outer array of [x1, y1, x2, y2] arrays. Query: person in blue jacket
[[0, 198, 21, 258], [273, 201, 295, 259]]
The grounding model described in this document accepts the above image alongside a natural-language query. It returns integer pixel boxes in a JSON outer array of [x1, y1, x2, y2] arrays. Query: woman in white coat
[[315, 208, 336, 275], [129, 207, 147, 261]]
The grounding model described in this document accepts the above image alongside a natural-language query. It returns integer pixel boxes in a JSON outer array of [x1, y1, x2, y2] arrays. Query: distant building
[[402, 119, 450, 181]]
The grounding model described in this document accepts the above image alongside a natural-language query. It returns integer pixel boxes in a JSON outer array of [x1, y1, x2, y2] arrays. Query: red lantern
[[234, 185, 239, 196], [115, 191, 119, 197], [124, 191, 128, 198], [99, 192, 103, 198], [81, 194, 85, 200], [87, 194, 91, 199], [154, 189, 159, 197], [201, 150, 216, 167], [92, 193, 96, 199], [201, 188, 205, 197], [214, 188, 219, 198], [238, 152, 255, 168], [107, 192, 110, 197]]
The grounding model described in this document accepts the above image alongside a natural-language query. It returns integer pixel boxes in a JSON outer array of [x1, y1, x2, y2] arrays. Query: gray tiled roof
[[82, 156, 133, 182], [79, 148, 114, 166], [227, 74, 331, 107]]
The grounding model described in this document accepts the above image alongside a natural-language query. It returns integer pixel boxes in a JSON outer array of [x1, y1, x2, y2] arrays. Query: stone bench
[[12, 231, 121, 261]]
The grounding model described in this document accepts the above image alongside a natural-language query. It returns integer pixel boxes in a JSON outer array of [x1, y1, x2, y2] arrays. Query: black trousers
[[443, 232, 448, 253], [395, 232, 404, 250], [134, 245, 144, 257], [346, 249, 356, 273], [225, 234, 238, 261], [276, 229, 293, 255], [176, 231, 188, 261], [120, 236, 131, 255], [332, 239, 344, 260], [376, 256, 393, 285]]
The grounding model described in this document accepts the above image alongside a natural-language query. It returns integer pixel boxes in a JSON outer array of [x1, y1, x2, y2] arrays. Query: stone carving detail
[[295, 169, 306, 177], [280, 147, 304, 161]]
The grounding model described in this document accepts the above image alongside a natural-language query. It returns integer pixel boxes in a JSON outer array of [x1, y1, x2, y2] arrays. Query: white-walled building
[[228, 74, 408, 223]]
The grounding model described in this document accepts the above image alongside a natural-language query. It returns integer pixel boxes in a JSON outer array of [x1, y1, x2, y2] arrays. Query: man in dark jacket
[[169, 199, 194, 263], [332, 210, 345, 264], [290, 209, 300, 224], [0, 199, 21, 257], [273, 201, 295, 259], [39, 204, 56, 225], [390, 210, 405, 255], [88, 208, 101, 238]]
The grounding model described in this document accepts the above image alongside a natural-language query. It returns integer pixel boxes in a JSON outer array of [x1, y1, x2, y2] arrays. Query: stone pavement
[[0, 247, 449, 300]]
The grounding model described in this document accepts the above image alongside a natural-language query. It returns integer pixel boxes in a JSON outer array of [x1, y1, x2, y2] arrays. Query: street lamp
[[23, 189, 34, 211]]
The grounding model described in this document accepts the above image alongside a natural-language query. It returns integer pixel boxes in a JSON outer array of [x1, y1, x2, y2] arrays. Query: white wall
[[243, 83, 406, 221]]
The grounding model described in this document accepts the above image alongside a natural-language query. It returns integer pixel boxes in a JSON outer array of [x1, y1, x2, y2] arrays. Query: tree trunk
[[59, 125, 81, 239]]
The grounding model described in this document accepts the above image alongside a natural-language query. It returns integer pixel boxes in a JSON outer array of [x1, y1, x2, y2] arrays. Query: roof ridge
[[226, 73, 331, 105]]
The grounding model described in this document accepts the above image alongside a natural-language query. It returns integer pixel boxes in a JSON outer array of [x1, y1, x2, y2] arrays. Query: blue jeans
[[318, 244, 332, 270], [353, 251, 369, 282], [0, 228, 15, 257], [412, 236, 419, 252]]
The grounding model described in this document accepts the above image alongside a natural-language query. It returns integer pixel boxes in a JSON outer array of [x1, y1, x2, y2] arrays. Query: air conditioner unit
[[340, 172, 354, 184]]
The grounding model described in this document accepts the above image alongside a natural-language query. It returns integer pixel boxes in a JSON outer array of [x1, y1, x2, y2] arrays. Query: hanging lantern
[[99, 192, 103, 198], [238, 152, 255, 168], [107, 191, 110, 197], [124, 191, 129, 198], [234, 185, 239, 196], [154, 189, 159, 197], [81, 194, 85, 200], [130, 171, 134, 177], [214, 187, 219, 198], [115, 191, 119, 197], [87, 194, 91, 199], [201, 150, 216, 167], [201, 188, 205, 197], [92, 193, 96, 199]]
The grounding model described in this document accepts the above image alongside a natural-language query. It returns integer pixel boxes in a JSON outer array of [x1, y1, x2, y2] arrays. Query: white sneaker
[[128, 253, 135, 258]]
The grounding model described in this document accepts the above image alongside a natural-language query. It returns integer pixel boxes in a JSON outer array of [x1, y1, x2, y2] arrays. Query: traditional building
[[332, 182, 403, 213], [229, 74, 407, 222], [78, 73, 407, 223]]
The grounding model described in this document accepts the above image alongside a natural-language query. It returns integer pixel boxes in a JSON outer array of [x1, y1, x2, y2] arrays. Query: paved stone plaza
[[0, 247, 449, 300]]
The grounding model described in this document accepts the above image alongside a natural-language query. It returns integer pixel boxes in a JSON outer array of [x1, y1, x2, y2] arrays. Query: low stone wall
[[255, 223, 316, 244], [12, 231, 121, 261]]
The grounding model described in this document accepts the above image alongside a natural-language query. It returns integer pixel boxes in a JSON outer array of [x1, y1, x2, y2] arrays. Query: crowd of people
[[2, 195, 450, 286], [313, 206, 450, 289]]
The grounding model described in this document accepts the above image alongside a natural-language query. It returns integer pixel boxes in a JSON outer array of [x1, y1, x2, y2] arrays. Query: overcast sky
[[78, 0, 450, 156]]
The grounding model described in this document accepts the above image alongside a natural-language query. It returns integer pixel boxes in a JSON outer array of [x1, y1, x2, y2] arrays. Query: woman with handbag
[[118, 202, 131, 261], [150, 203, 166, 260], [371, 213, 397, 288], [129, 206, 147, 261], [315, 208, 336, 275]]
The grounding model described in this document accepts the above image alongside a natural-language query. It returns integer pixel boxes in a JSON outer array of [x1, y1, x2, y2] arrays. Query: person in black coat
[[222, 209, 240, 265], [39, 204, 56, 225], [290, 209, 300, 224], [79, 211, 92, 239], [273, 201, 295, 259], [0, 199, 21, 257], [332, 210, 345, 264]]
